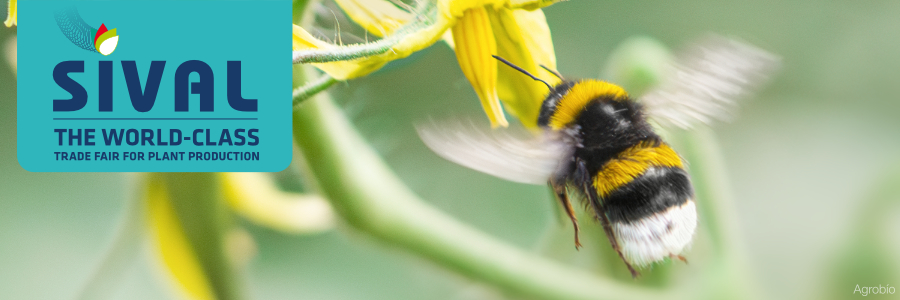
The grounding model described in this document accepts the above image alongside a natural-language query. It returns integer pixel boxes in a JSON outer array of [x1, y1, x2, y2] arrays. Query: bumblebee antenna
[[540, 64, 565, 80], [492, 55, 554, 91]]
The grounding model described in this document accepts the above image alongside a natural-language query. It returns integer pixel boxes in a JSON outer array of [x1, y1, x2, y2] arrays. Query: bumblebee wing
[[416, 120, 572, 185], [641, 35, 780, 129]]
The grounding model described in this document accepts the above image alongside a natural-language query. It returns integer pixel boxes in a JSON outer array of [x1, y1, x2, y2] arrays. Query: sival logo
[[18, 0, 291, 172], [55, 7, 119, 55]]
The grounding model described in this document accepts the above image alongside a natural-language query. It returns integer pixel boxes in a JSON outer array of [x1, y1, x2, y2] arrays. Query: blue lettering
[[99, 61, 113, 111], [192, 129, 204, 146], [122, 61, 166, 112], [248, 128, 259, 146], [227, 61, 257, 111], [125, 129, 140, 146], [53, 61, 87, 111], [233, 128, 246, 146], [169, 129, 182, 146], [141, 129, 155, 146], [218, 129, 233, 145], [174, 60, 214, 112], [85, 129, 96, 146], [103, 129, 125, 145], [52, 61, 256, 113], [205, 129, 216, 145], [54, 129, 66, 145]]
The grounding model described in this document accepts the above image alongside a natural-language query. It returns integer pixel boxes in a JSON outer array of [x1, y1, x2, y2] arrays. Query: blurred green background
[[2, 1, 900, 299]]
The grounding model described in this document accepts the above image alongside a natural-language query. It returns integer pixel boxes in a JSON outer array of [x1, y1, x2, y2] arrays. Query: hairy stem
[[292, 1, 435, 64], [292, 74, 338, 107]]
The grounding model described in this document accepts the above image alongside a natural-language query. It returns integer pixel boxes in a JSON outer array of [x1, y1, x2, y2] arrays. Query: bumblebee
[[418, 36, 777, 277]]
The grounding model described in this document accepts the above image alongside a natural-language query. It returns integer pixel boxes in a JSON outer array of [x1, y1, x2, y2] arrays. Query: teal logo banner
[[17, 0, 291, 172]]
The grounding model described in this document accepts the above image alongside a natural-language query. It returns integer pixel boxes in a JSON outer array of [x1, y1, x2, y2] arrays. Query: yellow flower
[[5, 0, 16, 27], [293, 0, 561, 128]]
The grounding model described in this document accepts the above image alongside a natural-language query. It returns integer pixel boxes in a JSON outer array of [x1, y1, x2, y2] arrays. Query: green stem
[[291, 71, 670, 300], [160, 173, 244, 300], [292, 74, 338, 107], [292, 45, 391, 64]]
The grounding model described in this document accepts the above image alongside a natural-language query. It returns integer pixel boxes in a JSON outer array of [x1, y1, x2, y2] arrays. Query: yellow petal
[[5, 0, 16, 27], [489, 7, 558, 128], [439, 0, 502, 19], [452, 7, 508, 127], [146, 177, 216, 300], [438, 0, 557, 18], [220, 172, 334, 234], [507, 8, 556, 71], [333, 0, 411, 37]]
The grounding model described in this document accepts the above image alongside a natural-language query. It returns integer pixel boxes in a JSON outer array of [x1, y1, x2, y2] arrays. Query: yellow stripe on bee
[[549, 80, 628, 130], [593, 142, 684, 198]]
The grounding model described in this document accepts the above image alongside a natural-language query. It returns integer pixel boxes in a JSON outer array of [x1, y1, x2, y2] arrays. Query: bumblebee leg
[[596, 207, 640, 278], [670, 254, 688, 264], [574, 160, 639, 277], [574, 159, 639, 277], [549, 180, 581, 249]]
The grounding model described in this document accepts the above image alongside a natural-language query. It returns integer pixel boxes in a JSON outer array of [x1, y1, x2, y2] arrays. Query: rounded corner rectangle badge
[[17, 0, 292, 172]]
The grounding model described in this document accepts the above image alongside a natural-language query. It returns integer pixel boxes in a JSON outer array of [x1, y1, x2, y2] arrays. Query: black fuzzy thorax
[[538, 82, 659, 178], [573, 96, 658, 173]]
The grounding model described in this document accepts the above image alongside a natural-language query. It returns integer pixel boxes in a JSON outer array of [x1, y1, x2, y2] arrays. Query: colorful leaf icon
[[94, 23, 119, 56]]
